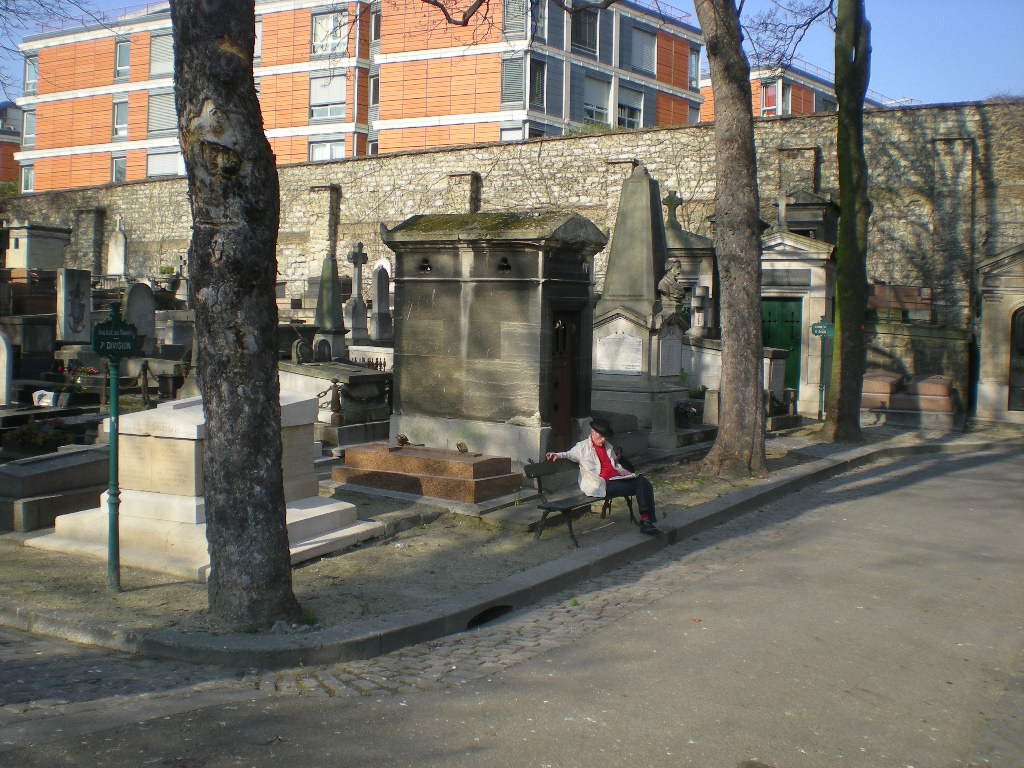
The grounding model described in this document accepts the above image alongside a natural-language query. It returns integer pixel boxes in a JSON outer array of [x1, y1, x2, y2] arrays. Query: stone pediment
[[593, 305, 651, 331], [977, 242, 1024, 277], [760, 230, 834, 262]]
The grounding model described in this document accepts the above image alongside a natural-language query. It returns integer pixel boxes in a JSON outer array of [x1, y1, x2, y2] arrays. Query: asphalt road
[[1, 446, 1021, 767]]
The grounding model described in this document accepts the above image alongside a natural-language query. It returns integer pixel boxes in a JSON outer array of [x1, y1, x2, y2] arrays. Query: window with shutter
[[617, 86, 642, 128], [571, 8, 598, 54], [632, 28, 655, 74], [309, 140, 346, 161], [148, 92, 177, 135], [310, 75, 346, 120], [529, 59, 546, 109], [501, 57, 524, 104], [146, 151, 184, 178], [503, 0, 526, 37], [150, 34, 173, 77], [583, 76, 608, 124]]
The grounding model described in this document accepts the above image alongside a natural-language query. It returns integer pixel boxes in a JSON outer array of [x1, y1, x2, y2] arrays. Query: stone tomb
[[27, 392, 380, 581]]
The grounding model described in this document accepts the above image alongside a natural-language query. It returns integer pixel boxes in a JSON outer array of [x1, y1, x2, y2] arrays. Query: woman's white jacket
[[550, 437, 630, 497]]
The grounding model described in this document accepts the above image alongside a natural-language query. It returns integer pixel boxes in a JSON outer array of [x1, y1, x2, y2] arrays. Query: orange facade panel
[[656, 93, 690, 127], [269, 135, 309, 165], [259, 72, 311, 130], [36, 95, 115, 150], [131, 32, 152, 83], [0, 140, 18, 185], [126, 149, 148, 183], [699, 85, 715, 122], [790, 82, 815, 114], [37, 38, 116, 93], [378, 121, 499, 153], [378, 0, 502, 55], [33, 153, 110, 192], [261, 8, 312, 67], [377, 55, 501, 121], [655, 34, 691, 91]]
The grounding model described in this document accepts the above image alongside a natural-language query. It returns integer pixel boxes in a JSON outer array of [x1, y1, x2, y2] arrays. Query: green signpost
[[811, 321, 834, 338], [91, 302, 138, 590]]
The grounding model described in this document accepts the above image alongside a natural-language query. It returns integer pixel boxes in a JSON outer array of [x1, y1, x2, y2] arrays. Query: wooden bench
[[523, 459, 639, 548]]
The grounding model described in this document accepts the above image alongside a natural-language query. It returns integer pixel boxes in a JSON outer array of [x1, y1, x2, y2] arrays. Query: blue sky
[[4, 0, 1023, 104]]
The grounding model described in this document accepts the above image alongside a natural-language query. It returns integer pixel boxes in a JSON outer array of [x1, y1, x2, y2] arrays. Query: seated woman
[[545, 417, 660, 536]]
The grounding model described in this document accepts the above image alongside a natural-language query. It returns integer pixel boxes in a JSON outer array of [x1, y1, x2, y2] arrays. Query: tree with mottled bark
[[822, 0, 871, 442], [694, 0, 767, 477], [169, 0, 301, 628]]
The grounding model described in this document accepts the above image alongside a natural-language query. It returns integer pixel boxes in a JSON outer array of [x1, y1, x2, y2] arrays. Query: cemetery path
[[0, 441, 1021, 766]]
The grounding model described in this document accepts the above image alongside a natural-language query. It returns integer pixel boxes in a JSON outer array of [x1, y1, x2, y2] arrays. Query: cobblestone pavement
[[2, 448, 1022, 765]]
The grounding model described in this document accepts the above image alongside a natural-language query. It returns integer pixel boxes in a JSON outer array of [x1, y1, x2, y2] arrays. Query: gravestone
[[106, 215, 128, 276], [0, 329, 12, 405], [124, 282, 156, 356], [312, 245, 348, 360], [370, 265, 393, 342], [343, 242, 370, 345], [25, 392, 381, 581], [56, 268, 92, 343], [592, 164, 688, 449]]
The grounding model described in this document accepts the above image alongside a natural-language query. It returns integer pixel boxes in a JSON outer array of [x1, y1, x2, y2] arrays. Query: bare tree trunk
[[694, 0, 766, 477], [170, 0, 301, 628], [823, 0, 871, 442]]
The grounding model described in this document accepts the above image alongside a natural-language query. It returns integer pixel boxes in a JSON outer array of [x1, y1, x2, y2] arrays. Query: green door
[[761, 298, 802, 392]]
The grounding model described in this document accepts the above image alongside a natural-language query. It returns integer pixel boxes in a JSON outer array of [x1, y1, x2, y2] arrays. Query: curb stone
[[1, 437, 1018, 669]]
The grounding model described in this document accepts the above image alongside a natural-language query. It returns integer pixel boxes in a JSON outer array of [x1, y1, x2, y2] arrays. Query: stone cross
[[662, 190, 683, 225], [347, 242, 367, 300]]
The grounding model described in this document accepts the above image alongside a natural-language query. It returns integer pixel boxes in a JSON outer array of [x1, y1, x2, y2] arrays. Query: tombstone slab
[[124, 283, 156, 356], [56, 269, 92, 343]]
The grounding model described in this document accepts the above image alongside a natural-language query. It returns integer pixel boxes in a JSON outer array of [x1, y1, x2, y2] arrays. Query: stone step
[[342, 442, 512, 479], [284, 496, 358, 542], [331, 465, 523, 504]]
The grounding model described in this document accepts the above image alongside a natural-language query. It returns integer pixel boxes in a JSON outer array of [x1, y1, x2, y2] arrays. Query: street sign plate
[[811, 322, 834, 338], [93, 317, 138, 360]]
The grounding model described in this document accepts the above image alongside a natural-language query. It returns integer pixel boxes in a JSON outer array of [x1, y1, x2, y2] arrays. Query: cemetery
[[1, 101, 1023, 583]]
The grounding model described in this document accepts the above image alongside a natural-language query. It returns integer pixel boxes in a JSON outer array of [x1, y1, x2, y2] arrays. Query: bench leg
[[565, 511, 580, 548], [534, 509, 551, 540], [600, 498, 612, 519]]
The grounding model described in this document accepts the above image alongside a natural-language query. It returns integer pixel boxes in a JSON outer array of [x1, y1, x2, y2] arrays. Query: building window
[[532, 0, 547, 38], [617, 86, 643, 129], [113, 100, 128, 138], [760, 81, 777, 116], [371, 10, 382, 41], [500, 126, 524, 142], [146, 151, 184, 178], [148, 91, 177, 135], [583, 76, 608, 125], [688, 48, 700, 91], [782, 82, 792, 114], [111, 156, 127, 183], [529, 59, 546, 109], [115, 40, 131, 79], [309, 140, 346, 161], [501, 57, 524, 103], [254, 20, 263, 61], [632, 28, 656, 74], [310, 74, 346, 120], [21, 110, 35, 149], [369, 74, 379, 106], [689, 104, 701, 124], [24, 56, 38, 95], [503, 0, 526, 37], [21, 165, 34, 193], [815, 94, 837, 113], [312, 12, 348, 56], [150, 34, 173, 77], [368, 140, 379, 155], [571, 7, 598, 55]]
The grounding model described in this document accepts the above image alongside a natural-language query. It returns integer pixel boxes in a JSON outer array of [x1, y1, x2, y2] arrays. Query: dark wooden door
[[549, 311, 579, 451], [1010, 307, 1024, 411]]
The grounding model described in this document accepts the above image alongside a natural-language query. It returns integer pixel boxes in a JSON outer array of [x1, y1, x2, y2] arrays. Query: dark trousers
[[605, 475, 656, 522]]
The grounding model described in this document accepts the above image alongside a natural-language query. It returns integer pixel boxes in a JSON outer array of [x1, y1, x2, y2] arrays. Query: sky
[[3, 0, 1023, 104]]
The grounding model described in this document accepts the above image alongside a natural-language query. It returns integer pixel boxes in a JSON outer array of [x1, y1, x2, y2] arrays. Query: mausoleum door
[[549, 311, 579, 451], [1010, 307, 1024, 411], [761, 298, 802, 392]]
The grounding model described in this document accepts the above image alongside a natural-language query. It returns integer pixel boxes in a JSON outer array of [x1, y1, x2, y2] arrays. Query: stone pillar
[[0, 329, 12, 405]]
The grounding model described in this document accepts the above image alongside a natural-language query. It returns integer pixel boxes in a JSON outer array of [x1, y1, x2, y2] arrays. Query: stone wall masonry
[[3, 100, 1022, 351]]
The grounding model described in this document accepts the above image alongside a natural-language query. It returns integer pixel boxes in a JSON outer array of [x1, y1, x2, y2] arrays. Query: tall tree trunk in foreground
[[170, 0, 300, 628], [694, 0, 767, 477], [823, 0, 872, 442]]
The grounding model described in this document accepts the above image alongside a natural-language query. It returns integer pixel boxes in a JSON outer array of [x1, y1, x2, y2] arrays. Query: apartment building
[[0, 103, 24, 186], [698, 60, 881, 122], [15, 0, 702, 193]]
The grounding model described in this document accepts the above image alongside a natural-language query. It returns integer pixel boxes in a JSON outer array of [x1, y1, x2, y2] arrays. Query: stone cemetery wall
[[3, 101, 1023, 390]]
